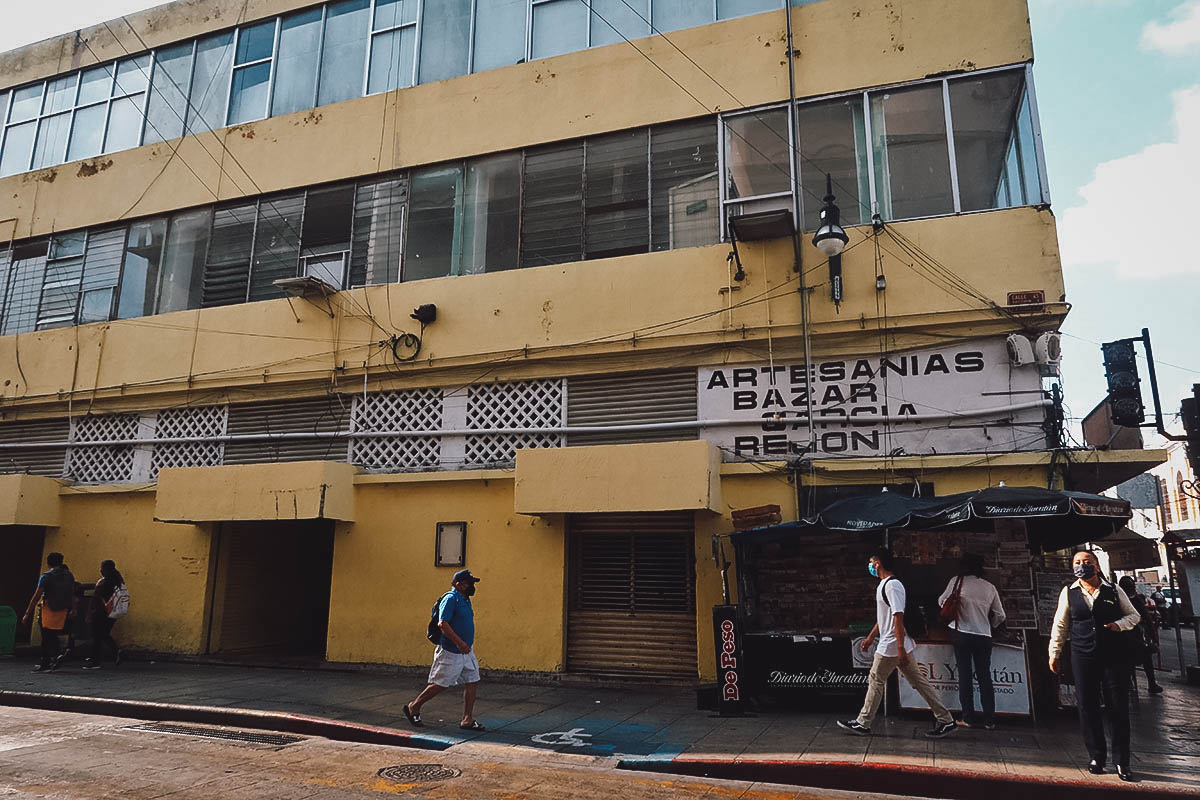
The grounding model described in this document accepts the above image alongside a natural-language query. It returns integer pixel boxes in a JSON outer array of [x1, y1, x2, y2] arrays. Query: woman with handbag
[[938, 552, 1006, 729], [1048, 550, 1141, 781], [83, 560, 125, 670]]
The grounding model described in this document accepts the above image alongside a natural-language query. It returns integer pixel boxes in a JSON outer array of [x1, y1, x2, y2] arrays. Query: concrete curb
[[0, 690, 453, 752], [616, 757, 1196, 800]]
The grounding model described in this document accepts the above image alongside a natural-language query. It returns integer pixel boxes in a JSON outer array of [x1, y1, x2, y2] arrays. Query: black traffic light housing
[[1102, 339, 1145, 427], [1182, 385, 1200, 476]]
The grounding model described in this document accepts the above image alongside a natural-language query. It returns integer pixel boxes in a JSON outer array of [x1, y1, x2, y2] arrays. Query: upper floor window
[[722, 66, 1047, 232], [0, 0, 821, 178]]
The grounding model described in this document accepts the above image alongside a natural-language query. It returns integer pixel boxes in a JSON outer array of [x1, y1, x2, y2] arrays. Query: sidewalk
[[2, 631, 1198, 798]]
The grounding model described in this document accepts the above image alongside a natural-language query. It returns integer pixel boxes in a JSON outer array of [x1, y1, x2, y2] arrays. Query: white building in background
[[1110, 441, 1198, 585]]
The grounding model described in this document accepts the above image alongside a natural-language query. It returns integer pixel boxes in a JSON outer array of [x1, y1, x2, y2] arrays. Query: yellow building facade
[[0, 0, 1159, 680]]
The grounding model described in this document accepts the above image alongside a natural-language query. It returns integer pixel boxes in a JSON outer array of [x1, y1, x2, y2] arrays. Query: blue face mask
[[1073, 562, 1095, 579], [868, 562, 879, 578]]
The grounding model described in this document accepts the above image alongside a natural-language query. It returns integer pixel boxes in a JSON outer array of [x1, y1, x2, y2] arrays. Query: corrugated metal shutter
[[567, 370, 697, 446], [248, 193, 304, 301], [223, 396, 351, 464], [0, 418, 69, 477], [350, 176, 408, 287], [521, 143, 584, 268], [202, 202, 256, 308], [567, 512, 697, 679]]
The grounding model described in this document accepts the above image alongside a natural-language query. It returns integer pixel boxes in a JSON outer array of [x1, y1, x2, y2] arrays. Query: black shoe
[[925, 721, 958, 739], [31, 663, 52, 673], [836, 719, 871, 736], [1148, 684, 1164, 695], [1088, 760, 1105, 775], [82, 662, 101, 670], [1116, 765, 1134, 782]]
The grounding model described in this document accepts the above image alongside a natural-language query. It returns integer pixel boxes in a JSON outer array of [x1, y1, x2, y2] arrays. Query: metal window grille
[[350, 388, 443, 471], [67, 413, 141, 483], [465, 379, 564, 466], [151, 405, 228, 478]]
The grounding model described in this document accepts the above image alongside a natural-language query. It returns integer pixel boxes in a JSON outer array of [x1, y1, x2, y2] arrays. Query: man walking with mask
[[1049, 550, 1141, 781], [404, 569, 485, 731], [838, 550, 956, 738]]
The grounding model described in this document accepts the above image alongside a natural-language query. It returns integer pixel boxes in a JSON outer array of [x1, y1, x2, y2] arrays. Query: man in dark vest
[[1049, 550, 1141, 781]]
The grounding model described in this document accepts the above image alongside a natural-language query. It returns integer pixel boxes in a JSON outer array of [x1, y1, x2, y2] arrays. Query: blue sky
[[2, 0, 1198, 442], [1029, 0, 1200, 441]]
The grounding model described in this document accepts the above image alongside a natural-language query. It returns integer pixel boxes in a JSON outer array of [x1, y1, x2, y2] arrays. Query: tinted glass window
[[725, 109, 790, 199], [796, 96, 869, 230], [272, 10, 322, 116], [319, 0, 371, 106], [472, 0, 526, 72], [870, 83, 954, 219], [419, 0, 471, 83]]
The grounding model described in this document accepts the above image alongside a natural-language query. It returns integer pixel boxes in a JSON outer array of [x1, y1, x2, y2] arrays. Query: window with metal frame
[[1, 240, 49, 335], [228, 20, 279, 126], [367, 0, 418, 94], [272, 9, 324, 117], [419, 0, 473, 84], [37, 233, 86, 330]]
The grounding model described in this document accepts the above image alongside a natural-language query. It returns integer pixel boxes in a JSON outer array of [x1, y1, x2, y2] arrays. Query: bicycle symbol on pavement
[[530, 727, 593, 747]]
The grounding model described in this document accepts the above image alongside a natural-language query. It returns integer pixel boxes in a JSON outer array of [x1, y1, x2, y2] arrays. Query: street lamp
[[811, 174, 849, 258]]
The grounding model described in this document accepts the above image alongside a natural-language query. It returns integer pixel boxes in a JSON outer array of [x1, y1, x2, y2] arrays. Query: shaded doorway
[[206, 520, 334, 660], [0, 526, 46, 645]]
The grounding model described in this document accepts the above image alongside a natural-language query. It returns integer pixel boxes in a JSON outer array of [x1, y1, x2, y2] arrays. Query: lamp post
[[812, 174, 849, 308]]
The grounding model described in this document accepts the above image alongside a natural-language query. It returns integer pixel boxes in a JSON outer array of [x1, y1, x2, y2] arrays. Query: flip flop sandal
[[402, 704, 423, 727], [459, 720, 486, 731]]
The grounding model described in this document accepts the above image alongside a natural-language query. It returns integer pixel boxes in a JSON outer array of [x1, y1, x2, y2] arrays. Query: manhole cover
[[127, 722, 303, 747], [377, 765, 461, 783]]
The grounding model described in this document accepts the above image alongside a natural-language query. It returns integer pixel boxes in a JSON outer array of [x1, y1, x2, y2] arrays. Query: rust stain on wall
[[76, 159, 114, 178]]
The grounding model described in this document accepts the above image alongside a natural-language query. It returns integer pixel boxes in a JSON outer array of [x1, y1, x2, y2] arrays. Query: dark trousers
[[1071, 650, 1131, 768], [90, 616, 119, 664], [1130, 650, 1159, 691], [39, 625, 62, 667], [953, 631, 995, 724]]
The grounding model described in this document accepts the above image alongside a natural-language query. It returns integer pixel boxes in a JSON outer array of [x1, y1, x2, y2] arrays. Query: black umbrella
[[805, 490, 965, 532]]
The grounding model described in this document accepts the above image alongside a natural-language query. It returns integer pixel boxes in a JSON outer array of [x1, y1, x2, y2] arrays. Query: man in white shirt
[[1048, 550, 1141, 781], [838, 550, 956, 738], [938, 552, 1006, 729]]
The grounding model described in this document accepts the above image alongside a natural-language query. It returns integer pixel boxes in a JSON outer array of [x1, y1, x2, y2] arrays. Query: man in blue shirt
[[403, 569, 484, 731]]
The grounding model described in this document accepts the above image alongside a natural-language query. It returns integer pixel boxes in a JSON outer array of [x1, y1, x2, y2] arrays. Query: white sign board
[[898, 642, 1031, 716], [698, 338, 1046, 459]]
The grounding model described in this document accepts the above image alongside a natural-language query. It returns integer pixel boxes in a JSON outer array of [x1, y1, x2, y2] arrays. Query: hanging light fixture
[[811, 174, 849, 258]]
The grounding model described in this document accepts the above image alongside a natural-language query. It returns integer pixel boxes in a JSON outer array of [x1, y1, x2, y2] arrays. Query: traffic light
[[1102, 339, 1145, 427], [1182, 385, 1200, 476]]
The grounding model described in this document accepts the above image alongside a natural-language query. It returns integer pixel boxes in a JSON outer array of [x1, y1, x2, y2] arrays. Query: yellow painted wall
[[515, 441, 722, 515], [0, 0, 1033, 240], [0, 474, 61, 526], [0, 207, 1065, 416], [325, 478, 567, 672], [156, 461, 356, 522], [45, 490, 212, 653]]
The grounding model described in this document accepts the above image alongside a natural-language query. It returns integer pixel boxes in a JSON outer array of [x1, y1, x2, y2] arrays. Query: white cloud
[[0, 1, 163, 54], [1142, 0, 1200, 53], [1056, 85, 1200, 279]]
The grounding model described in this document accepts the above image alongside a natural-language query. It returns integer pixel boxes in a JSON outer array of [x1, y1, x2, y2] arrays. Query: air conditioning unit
[[1035, 332, 1062, 377], [1006, 333, 1035, 367]]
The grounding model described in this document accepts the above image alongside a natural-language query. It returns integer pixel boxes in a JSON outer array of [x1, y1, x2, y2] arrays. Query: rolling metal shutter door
[[0, 418, 69, 476], [567, 512, 697, 679], [223, 397, 350, 464], [567, 370, 697, 446]]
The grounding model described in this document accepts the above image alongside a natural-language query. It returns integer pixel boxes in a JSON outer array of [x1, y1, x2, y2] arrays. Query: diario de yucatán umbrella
[[732, 486, 1131, 551]]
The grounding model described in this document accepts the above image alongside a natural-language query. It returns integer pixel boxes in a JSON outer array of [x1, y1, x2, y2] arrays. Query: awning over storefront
[[1094, 526, 1162, 570], [732, 486, 1132, 551], [0, 474, 61, 526], [515, 440, 722, 514], [155, 461, 356, 523]]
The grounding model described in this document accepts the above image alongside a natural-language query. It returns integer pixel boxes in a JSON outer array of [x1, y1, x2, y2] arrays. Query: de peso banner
[[898, 642, 1031, 716], [697, 338, 1046, 460]]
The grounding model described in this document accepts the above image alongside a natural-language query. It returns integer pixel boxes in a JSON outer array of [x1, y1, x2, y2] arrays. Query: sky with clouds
[[1, 0, 1198, 444]]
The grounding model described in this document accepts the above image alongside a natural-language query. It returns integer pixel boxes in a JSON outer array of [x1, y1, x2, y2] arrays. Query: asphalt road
[[0, 706, 915, 800]]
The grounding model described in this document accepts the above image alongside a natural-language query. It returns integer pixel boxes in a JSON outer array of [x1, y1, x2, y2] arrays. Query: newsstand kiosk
[[723, 487, 1132, 719]]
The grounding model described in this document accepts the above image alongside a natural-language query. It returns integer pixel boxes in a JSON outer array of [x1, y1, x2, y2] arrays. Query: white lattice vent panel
[[351, 388, 443, 471], [151, 405, 228, 478], [465, 379, 564, 466], [68, 413, 140, 483]]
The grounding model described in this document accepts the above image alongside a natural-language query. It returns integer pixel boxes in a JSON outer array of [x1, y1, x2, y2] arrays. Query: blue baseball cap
[[452, 569, 480, 584]]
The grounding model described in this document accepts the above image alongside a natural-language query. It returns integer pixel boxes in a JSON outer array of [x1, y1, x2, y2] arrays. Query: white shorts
[[428, 646, 480, 687]]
